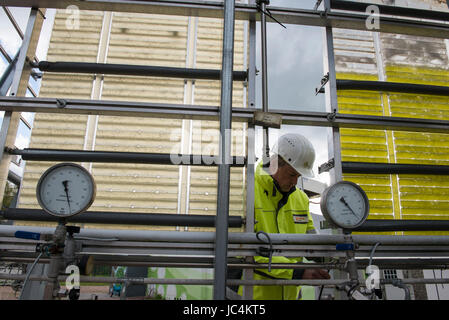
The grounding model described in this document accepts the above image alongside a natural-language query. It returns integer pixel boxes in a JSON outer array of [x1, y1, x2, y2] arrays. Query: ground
[[0, 285, 119, 300]]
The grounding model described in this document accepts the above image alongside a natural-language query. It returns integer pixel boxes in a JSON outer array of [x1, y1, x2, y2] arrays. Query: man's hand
[[302, 268, 330, 280]]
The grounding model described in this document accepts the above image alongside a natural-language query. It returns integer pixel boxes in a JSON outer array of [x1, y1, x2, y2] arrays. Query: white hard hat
[[271, 133, 316, 178]]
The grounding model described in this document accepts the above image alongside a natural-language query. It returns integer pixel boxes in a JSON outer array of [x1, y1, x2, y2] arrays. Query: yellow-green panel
[[394, 131, 449, 166], [385, 65, 449, 87], [341, 174, 394, 223], [336, 73, 378, 81], [386, 65, 449, 122], [337, 62, 449, 235], [399, 175, 449, 187], [340, 128, 389, 163]]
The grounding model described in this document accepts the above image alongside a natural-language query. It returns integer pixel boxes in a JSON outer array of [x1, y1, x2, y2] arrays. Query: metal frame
[[35, 61, 248, 81], [330, 0, 449, 22], [241, 15, 256, 300], [2, 96, 449, 133], [1, 0, 449, 301], [0, 208, 244, 228], [335, 79, 449, 96], [6, 147, 247, 166], [6, 0, 449, 38], [213, 0, 235, 300]]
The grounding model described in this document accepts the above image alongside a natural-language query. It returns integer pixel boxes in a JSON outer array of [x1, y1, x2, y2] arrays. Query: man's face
[[272, 162, 301, 193]]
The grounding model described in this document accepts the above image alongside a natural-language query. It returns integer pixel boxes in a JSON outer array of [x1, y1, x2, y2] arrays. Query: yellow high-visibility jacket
[[240, 161, 316, 300]]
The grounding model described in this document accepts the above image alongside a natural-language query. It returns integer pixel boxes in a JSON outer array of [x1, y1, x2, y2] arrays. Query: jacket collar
[[256, 161, 296, 197]]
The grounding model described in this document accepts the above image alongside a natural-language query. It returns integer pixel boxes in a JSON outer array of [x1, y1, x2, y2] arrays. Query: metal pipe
[[355, 258, 449, 270], [0, 273, 350, 287], [6, 148, 246, 167], [2, 96, 449, 134], [343, 161, 449, 175], [337, 79, 449, 96], [3, 272, 449, 287], [0, 208, 244, 228], [36, 61, 247, 81], [3, 253, 449, 271], [391, 278, 449, 285], [259, 0, 270, 163], [355, 219, 449, 232], [243, 16, 257, 301], [3, 225, 449, 246], [213, 0, 235, 300], [6, 0, 449, 39], [331, 0, 449, 23]]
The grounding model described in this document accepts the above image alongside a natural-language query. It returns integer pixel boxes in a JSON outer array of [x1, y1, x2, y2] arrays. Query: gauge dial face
[[36, 163, 96, 217], [321, 181, 369, 229]]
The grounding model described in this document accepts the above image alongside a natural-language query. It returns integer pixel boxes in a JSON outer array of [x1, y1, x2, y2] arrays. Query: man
[[239, 133, 330, 300]]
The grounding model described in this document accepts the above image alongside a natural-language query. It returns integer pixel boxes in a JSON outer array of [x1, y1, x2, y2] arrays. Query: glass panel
[[253, 21, 328, 186], [36, 9, 56, 61], [0, 55, 8, 78], [5, 7, 31, 33], [21, 112, 35, 127], [15, 119, 31, 149], [0, 12, 22, 58], [256, 23, 325, 112]]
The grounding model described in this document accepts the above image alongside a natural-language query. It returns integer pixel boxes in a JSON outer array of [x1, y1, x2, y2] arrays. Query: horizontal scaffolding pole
[[2, 225, 449, 245], [5, 148, 246, 166], [7, 1, 449, 38], [331, 0, 449, 22], [343, 162, 449, 175], [0, 273, 350, 287], [0, 251, 342, 270], [2, 97, 449, 134], [1, 273, 449, 287], [355, 219, 449, 232], [4, 238, 449, 259], [35, 61, 248, 81], [0, 208, 244, 228], [355, 258, 449, 270], [337, 80, 449, 96], [4, 252, 449, 271]]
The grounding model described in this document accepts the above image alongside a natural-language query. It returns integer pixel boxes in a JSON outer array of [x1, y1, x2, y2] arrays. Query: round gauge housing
[[320, 181, 369, 230], [36, 163, 96, 217]]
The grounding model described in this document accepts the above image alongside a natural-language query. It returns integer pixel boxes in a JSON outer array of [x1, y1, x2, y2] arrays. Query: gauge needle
[[340, 197, 358, 217], [62, 180, 71, 213]]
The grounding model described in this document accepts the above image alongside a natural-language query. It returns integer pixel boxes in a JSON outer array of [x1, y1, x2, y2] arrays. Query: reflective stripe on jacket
[[241, 161, 316, 300]]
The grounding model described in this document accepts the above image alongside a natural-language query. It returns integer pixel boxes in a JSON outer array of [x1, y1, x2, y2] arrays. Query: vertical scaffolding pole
[[213, 0, 235, 300], [322, 0, 342, 184], [259, 0, 270, 164], [242, 16, 257, 300], [322, 0, 347, 300]]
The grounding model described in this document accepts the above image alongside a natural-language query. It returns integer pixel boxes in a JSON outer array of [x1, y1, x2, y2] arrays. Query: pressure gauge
[[320, 181, 369, 230], [36, 163, 96, 218]]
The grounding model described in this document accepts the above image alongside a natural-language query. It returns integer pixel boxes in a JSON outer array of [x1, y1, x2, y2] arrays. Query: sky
[[253, 0, 331, 189]]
